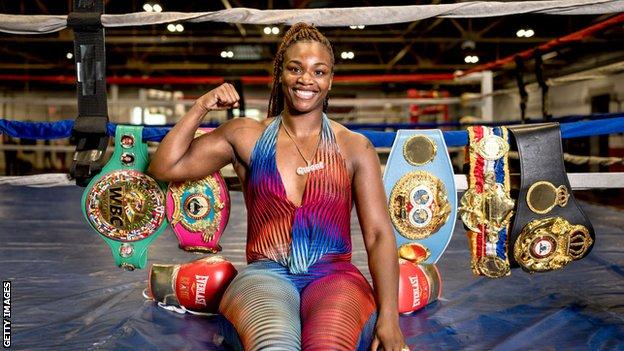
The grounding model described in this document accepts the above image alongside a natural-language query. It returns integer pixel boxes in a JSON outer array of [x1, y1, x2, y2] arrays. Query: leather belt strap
[[508, 123, 595, 273], [68, 0, 109, 186]]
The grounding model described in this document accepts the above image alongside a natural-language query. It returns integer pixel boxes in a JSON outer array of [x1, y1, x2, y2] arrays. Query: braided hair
[[267, 23, 334, 118]]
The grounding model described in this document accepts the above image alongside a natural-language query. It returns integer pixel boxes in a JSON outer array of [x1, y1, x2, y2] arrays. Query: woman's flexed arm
[[148, 83, 240, 182]]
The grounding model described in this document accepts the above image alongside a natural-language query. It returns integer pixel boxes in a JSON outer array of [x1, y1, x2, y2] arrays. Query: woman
[[149, 23, 407, 351]]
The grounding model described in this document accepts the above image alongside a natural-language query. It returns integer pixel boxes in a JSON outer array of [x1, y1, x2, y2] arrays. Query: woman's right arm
[[147, 83, 240, 182]]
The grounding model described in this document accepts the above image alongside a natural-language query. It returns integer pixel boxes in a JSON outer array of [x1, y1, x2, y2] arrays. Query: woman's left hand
[[370, 314, 408, 351]]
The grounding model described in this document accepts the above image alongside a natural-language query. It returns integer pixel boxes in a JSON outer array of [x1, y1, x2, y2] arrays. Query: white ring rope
[[0, 173, 73, 187], [0, 0, 622, 35]]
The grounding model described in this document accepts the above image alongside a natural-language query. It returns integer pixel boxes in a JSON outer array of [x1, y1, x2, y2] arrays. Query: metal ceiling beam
[[0, 62, 474, 71], [220, 0, 247, 37], [296, 0, 313, 9], [477, 18, 504, 37], [34, 0, 50, 14], [385, 41, 416, 69], [0, 47, 49, 64], [0, 63, 59, 69], [449, 19, 467, 36], [420, 18, 445, 36]]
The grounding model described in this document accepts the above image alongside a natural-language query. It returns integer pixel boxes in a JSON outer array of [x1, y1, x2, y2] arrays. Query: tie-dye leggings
[[218, 259, 377, 351]]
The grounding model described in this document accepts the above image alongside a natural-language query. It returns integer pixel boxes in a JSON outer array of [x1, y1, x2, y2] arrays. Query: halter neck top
[[244, 114, 352, 274]]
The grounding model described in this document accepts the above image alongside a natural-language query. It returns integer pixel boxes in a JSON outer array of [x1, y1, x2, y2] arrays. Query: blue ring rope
[[1, 114, 624, 148]]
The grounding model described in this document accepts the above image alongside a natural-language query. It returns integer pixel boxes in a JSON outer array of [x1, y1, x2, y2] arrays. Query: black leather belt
[[508, 123, 595, 273]]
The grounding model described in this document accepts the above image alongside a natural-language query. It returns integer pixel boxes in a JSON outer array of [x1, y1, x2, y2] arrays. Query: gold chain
[[281, 120, 322, 167]]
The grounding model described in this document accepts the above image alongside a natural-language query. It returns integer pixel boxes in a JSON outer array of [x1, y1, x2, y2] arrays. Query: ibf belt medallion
[[389, 171, 451, 240], [514, 217, 592, 273], [167, 175, 229, 253], [86, 169, 166, 243]]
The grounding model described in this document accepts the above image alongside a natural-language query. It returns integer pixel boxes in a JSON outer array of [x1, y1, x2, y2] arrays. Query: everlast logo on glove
[[148, 256, 237, 314], [194, 275, 209, 306], [397, 259, 442, 314], [176, 274, 210, 308]]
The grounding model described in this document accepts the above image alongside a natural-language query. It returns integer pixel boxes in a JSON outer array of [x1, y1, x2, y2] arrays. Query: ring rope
[[1, 0, 622, 35], [2, 114, 624, 147]]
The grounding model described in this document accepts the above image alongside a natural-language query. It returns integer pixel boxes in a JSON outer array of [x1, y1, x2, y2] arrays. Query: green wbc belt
[[82, 125, 167, 270]]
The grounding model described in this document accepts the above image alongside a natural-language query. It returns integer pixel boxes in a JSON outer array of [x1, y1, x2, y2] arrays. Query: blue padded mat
[[1, 185, 623, 350]]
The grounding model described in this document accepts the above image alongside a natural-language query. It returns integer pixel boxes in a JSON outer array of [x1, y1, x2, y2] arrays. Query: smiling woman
[[148, 23, 410, 351], [267, 23, 335, 119]]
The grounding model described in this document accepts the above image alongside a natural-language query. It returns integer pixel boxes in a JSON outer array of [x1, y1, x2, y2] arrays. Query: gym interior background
[[1, 2, 624, 350], [1, 2, 623, 206]]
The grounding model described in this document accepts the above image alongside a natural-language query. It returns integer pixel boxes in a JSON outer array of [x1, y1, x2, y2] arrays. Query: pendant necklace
[[281, 120, 325, 176]]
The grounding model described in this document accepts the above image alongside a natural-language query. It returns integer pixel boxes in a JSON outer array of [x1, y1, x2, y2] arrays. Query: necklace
[[281, 120, 325, 176]]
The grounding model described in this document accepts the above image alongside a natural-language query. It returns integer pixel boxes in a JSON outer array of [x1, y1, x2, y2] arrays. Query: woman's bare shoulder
[[330, 120, 373, 153]]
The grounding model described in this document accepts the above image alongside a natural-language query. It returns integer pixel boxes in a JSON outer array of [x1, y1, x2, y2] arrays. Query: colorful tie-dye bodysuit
[[219, 114, 377, 351]]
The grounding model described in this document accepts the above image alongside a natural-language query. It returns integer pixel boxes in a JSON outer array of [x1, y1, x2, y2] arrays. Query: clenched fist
[[195, 83, 240, 113]]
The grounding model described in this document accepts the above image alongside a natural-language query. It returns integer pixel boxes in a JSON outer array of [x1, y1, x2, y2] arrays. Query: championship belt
[[82, 125, 167, 270], [166, 129, 230, 253], [460, 126, 514, 278], [508, 123, 594, 273], [383, 130, 457, 264]]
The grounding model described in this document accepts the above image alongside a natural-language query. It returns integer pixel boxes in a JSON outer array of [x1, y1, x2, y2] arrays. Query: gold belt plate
[[459, 182, 514, 233], [389, 171, 451, 240], [514, 217, 592, 272]]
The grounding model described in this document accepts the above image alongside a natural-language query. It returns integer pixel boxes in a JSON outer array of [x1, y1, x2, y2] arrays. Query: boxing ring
[[2, 1, 624, 350], [1, 183, 623, 350]]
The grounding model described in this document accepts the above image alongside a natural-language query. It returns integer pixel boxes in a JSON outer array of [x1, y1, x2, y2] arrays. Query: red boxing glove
[[147, 256, 237, 313], [397, 258, 442, 314]]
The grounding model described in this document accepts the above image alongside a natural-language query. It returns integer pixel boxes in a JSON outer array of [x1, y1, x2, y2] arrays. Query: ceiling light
[[349, 25, 357, 29], [66, 52, 73, 59], [152, 4, 162, 12], [271, 26, 279, 35], [227, 51, 234, 58], [516, 28, 535, 38], [142, 3, 153, 12], [175, 24, 184, 32], [263, 26, 272, 35], [461, 40, 476, 51], [220, 51, 228, 58], [341, 51, 355, 60], [464, 55, 479, 63], [167, 24, 176, 32], [357, 25, 365, 29]]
